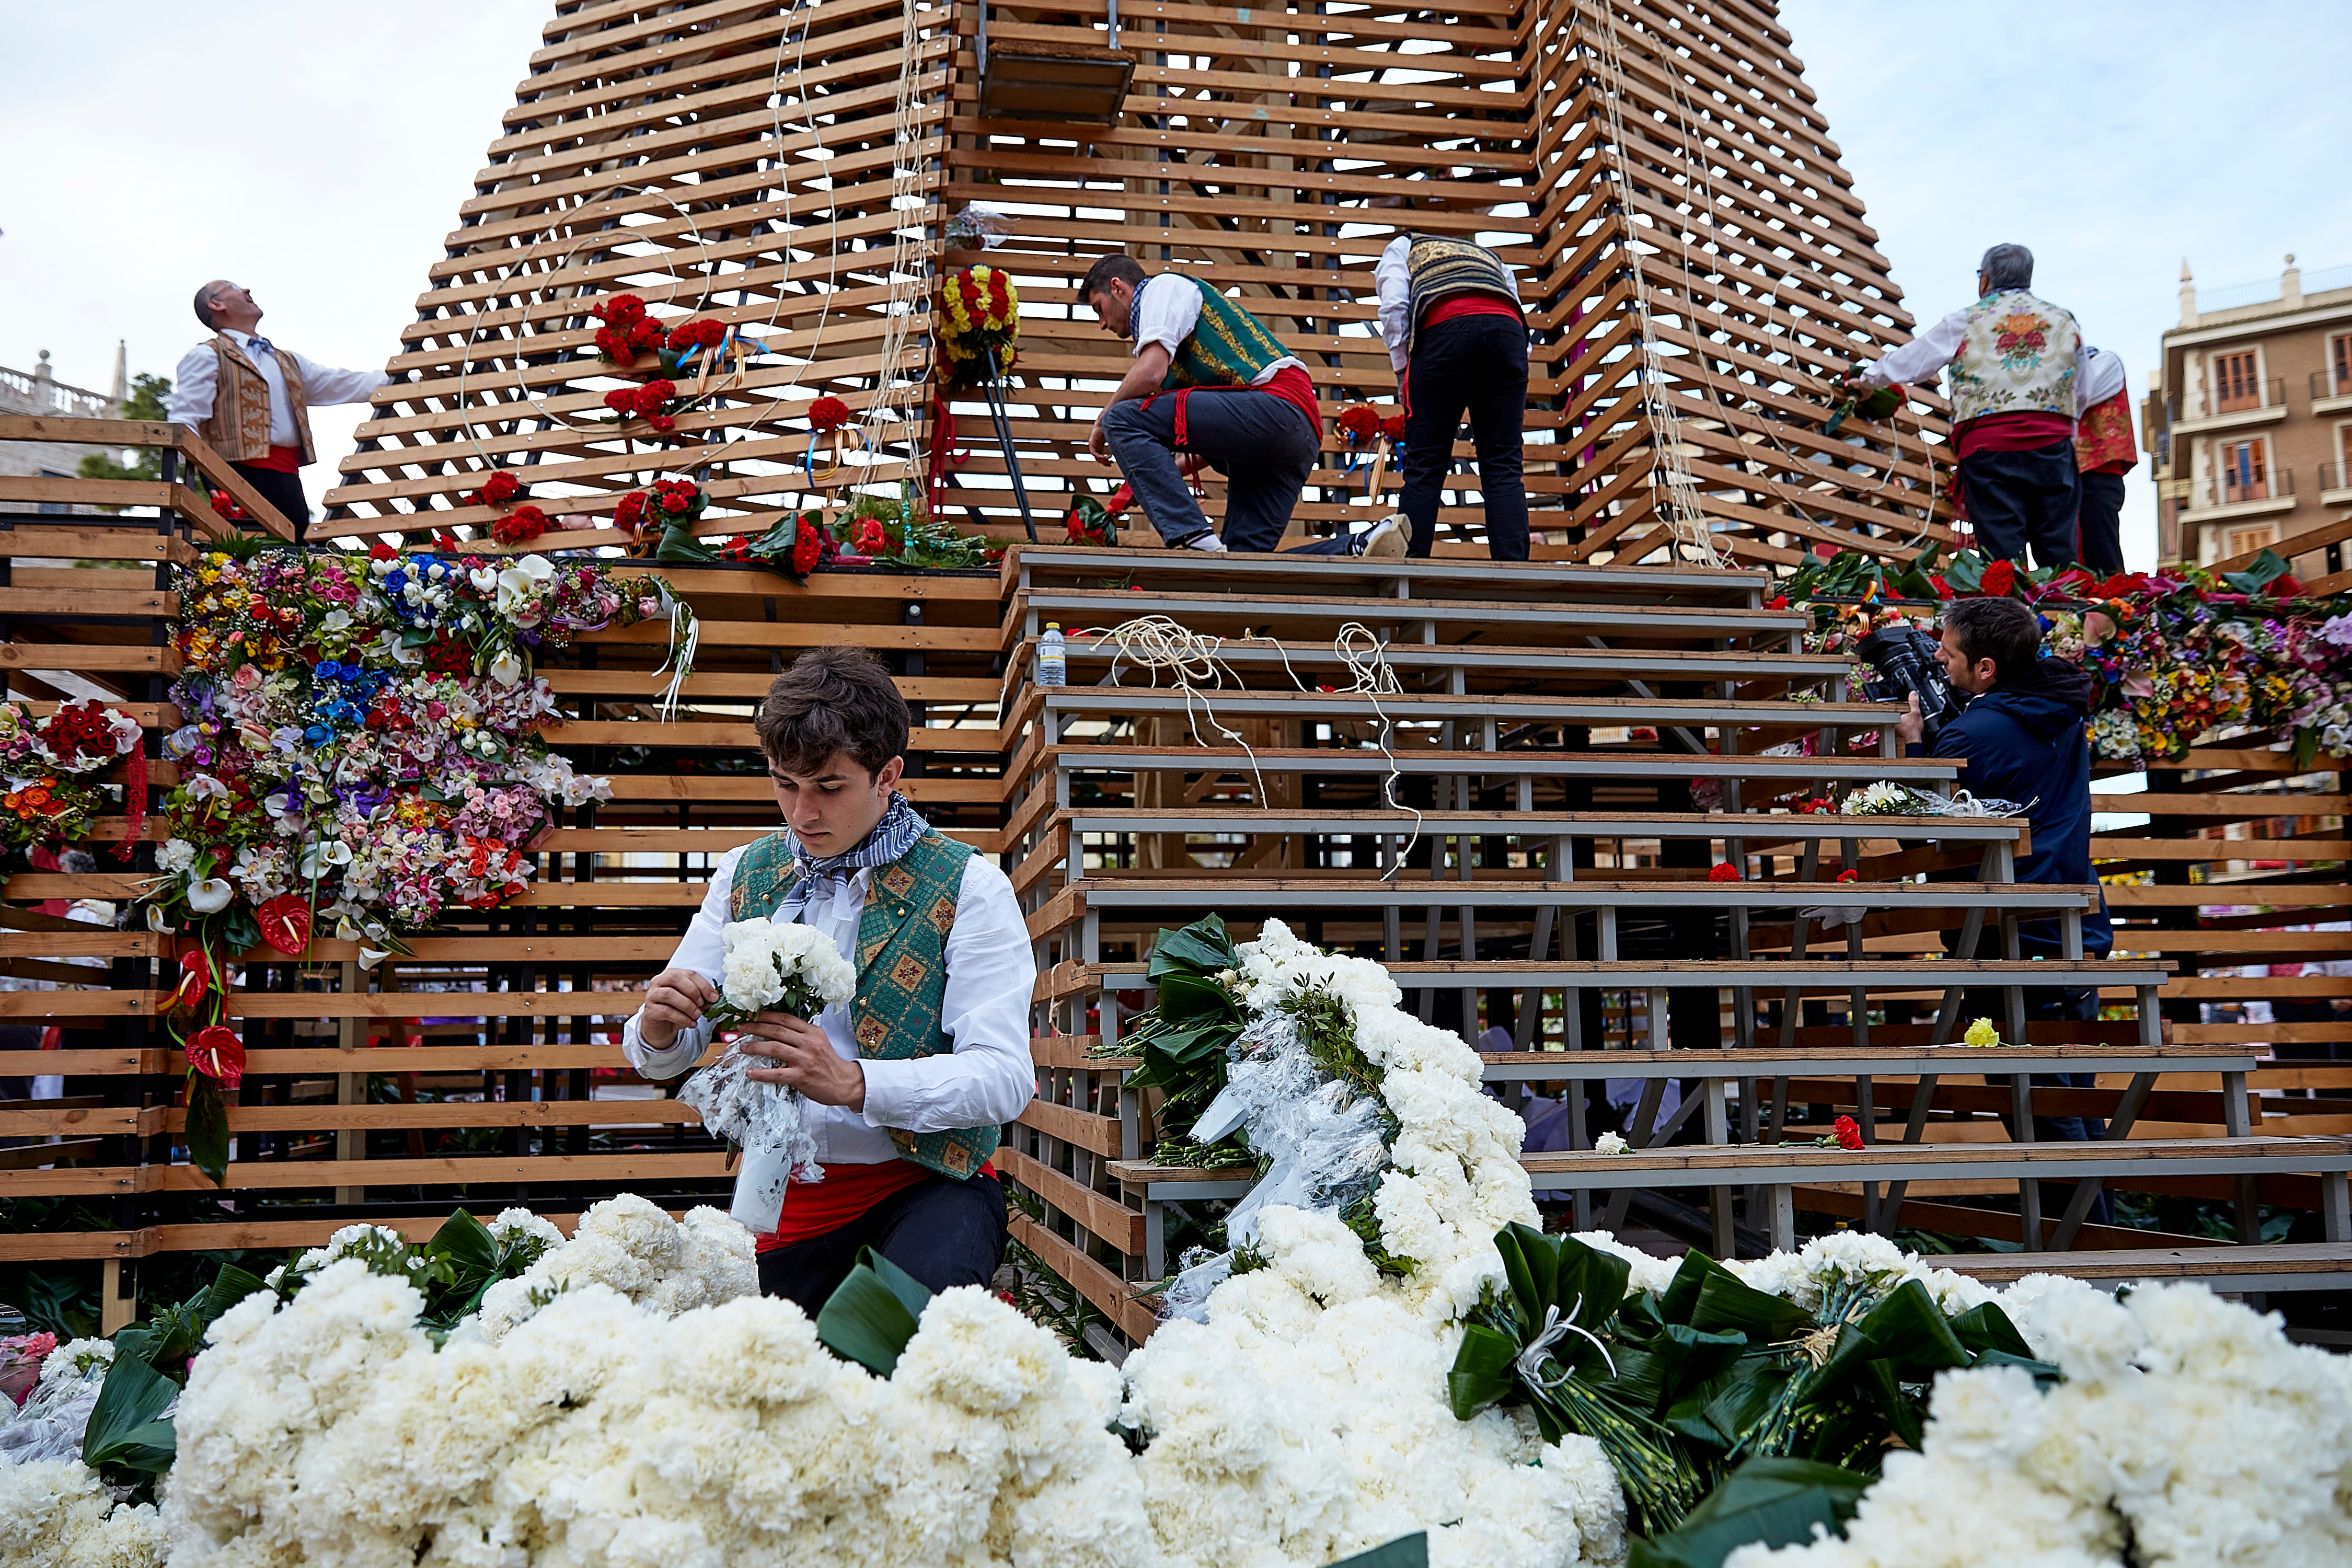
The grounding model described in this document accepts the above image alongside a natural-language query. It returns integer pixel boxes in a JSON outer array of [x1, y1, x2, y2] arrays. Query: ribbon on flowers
[[651, 591, 701, 723]]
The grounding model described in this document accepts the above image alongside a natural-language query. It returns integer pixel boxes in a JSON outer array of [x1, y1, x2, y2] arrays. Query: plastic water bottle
[[1037, 622, 1067, 686]]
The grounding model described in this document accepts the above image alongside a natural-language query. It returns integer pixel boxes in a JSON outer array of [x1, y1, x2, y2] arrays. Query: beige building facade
[[2145, 257, 2352, 582]]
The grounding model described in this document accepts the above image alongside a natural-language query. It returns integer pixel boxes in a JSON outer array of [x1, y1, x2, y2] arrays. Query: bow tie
[[246, 336, 273, 356]]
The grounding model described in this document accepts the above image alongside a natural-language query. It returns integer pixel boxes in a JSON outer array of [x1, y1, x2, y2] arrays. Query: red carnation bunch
[[809, 395, 852, 433], [1379, 413, 1408, 444], [481, 469, 523, 506], [1823, 1113, 1864, 1150], [1335, 405, 1381, 442], [209, 489, 249, 522], [1708, 861, 1742, 882], [491, 505, 551, 546], [604, 378, 679, 432], [1978, 559, 2017, 597], [368, 541, 399, 562], [652, 478, 701, 517], [614, 491, 648, 535], [665, 318, 727, 354], [791, 517, 823, 577], [592, 295, 666, 363]]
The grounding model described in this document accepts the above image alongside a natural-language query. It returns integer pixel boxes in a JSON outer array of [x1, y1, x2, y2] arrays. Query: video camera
[[1856, 621, 1962, 750]]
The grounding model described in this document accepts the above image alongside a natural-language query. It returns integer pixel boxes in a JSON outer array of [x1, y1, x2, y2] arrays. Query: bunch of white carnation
[[709, 914, 858, 1028], [0, 1459, 166, 1568], [474, 1194, 757, 1343], [1725, 1275, 2352, 1568]]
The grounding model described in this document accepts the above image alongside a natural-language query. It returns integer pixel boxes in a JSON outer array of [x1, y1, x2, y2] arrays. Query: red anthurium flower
[[255, 894, 313, 956], [160, 950, 212, 1012], [187, 1024, 245, 1088]]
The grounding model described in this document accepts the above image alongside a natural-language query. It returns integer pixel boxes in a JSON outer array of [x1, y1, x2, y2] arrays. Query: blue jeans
[[754, 1169, 1008, 1316], [1400, 314, 1529, 559], [1101, 386, 1321, 551], [1958, 439, 2080, 571]]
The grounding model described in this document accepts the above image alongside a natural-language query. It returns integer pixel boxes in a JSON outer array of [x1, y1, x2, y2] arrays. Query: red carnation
[[640, 378, 677, 407], [1929, 574, 1953, 599], [647, 413, 677, 433], [209, 490, 249, 522], [1979, 559, 2017, 597], [1335, 405, 1380, 441], [604, 387, 640, 416], [1379, 414, 1407, 443], [594, 293, 647, 325], [1835, 868, 1860, 883], [481, 470, 523, 505], [666, 318, 727, 352], [628, 317, 666, 352], [615, 491, 647, 531], [2273, 573, 2305, 597], [852, 516, 888, 553], [791, 518, 823, 576], [809, 395, 852, 432], [1708, 862, 1742, 882], [187, 1024, 245, 1089], [492, 505, 551, 546], [1831, 1114, 1863, 1150], [368, 541, 398, 562]]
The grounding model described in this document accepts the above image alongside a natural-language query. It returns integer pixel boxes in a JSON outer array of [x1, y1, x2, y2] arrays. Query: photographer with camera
[[1895, 598, 2114, 1188]]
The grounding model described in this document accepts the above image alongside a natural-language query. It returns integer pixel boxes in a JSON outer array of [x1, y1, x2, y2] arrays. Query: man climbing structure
[[1079, 253, 1403, 556]]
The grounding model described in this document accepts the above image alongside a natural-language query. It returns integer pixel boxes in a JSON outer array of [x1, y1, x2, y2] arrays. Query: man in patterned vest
[[1079, 252, 1404, 557], [622, 647, 1036, 1312], [1375, 232, 1529, 559], [165, 280, 389, 540], [1851, 243, 2088, 570]]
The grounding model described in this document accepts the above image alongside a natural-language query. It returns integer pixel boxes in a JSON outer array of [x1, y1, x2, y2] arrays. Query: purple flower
[[2321, 614, 2352, 650]]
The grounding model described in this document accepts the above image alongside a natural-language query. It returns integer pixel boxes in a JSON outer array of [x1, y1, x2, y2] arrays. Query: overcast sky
[[9, 2, 2350, 568]]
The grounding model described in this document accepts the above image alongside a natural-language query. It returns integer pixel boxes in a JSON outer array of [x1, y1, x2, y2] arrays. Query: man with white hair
[[2072, 344, 2135, 575], [1849, 243, 2088, 570], [165, 280, 389, 539]]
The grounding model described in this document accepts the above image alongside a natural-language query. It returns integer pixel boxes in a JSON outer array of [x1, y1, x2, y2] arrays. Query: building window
[[2219, 436, 2269, 502], [2226, 523, 2277, 558], [2333, 333, 2352, 399], [2213, 350, 2264, 413]]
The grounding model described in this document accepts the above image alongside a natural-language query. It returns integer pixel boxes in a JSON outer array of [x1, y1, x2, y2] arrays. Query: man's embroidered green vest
[[1144, 276, 1292, 391], [728, 827, 998, 1179]]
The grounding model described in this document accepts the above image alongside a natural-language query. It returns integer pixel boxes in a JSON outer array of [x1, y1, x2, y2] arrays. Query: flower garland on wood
[[935, 263, 1020, 387], [0, 699, 141, 855], [149, 544, 679, 1184]]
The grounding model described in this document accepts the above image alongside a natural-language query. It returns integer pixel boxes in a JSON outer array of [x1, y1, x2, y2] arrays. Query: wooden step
[[1007, 589, 1804, 651], [1005, 545, 1773, 606], [1474, 1044, 2252, 1080], [1936, 1240, 2352, 1294], [1022, 686, 1896, 734]]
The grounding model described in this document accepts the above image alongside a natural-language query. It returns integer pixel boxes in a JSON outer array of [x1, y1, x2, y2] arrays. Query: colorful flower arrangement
[[935, 263, 1020, 386], [0, 699, 142, 855], [150, 544, 681, 1183]]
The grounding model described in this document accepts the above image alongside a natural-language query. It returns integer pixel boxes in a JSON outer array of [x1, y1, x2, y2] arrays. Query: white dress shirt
[[166, 331, 389, 447], [1859, 304, 2086, 407], [1373, 234, 1523, 375], [620, 845, 1037, 1163], [1132, 274, 1307, 383], [2076, 345, 2127, 417]]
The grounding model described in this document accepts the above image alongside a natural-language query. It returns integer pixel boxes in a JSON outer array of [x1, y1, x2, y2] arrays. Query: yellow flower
[[1963, 1017, 2002, 1048]]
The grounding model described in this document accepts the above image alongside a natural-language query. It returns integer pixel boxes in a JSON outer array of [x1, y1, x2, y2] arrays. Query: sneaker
[[1181, 532, 1229, 552], [1358, 513, 1408, 559]]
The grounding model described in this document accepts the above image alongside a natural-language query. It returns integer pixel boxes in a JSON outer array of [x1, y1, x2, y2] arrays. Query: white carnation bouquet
[[1840, 780, 2027, 817], [678, 916, 860, 1232]]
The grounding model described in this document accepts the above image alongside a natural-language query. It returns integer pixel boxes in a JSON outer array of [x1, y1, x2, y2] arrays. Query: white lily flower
[[469, 567, 500, 595], [336, 916, 365, 943], [488, 649, 524, 687], [359, 948, 394, 971], [187, 878, 235, 914], [146, 905, 176, 933]]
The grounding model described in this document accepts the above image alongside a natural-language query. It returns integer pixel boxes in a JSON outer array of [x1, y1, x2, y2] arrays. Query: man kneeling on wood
[[622, 647, 1036, 1312]]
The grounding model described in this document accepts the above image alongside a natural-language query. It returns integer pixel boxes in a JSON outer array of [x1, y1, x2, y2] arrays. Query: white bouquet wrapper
[[677, 915, 858, 1232]]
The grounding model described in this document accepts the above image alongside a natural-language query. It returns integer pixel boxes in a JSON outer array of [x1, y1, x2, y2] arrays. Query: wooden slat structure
[[320, 0, 1946, 566]]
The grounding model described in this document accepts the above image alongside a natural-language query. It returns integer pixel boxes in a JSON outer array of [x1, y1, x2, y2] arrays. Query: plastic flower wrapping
[[147, 545, 678, 1186]]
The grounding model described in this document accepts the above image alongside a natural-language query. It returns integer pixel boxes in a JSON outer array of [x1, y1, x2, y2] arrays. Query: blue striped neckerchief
[[771, 793, 928, 924]]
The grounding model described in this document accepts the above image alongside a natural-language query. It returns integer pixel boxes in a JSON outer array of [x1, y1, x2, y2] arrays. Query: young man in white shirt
[[1079, 252, 1402, 556], [624, 646, 1036, 1311], [166, 280, 389, 539], [1373, 233, 1530, 559]]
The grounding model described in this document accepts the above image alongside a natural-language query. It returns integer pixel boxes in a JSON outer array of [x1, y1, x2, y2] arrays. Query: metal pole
[[983, 345, 1037, 540]]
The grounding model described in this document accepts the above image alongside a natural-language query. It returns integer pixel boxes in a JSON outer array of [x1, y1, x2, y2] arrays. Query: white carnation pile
[[475, 1193, 757, 1343], [1726, 1274, 2352, 1568], [0, 1459, 166, 1568], [714, 913, 858, 1022]]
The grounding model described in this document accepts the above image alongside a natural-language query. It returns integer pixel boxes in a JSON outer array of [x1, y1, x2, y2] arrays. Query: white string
[[652, 598, 700, 722], [1514, 1297, 1617, 1387]]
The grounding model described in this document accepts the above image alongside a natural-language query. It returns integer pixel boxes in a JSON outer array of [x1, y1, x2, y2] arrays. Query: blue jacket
[[1910, 656, 2112, 957]]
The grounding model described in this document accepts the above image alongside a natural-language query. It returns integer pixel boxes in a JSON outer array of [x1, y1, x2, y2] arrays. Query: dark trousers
[[2076, 469, 2127, 575], [229, 463, 310, 540], [1400, 315, 1530, 560], [754, 1169, 1008, 1317], [1957, 440, 2079, 570], [1102, 387, 1319, 551]]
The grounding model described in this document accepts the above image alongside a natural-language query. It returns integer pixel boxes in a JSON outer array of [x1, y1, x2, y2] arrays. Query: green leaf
[[82, 1353, 179, 1473], [1150, 972, 1241, 1024], [1148, 915, 1237, 978], [430, 1208, 500, 1275], [1327, 1534, 1429, 1568], [1944, 1301, 2032, 1362], [816, 1247, 932, 1376], [653, 525, 720, 563], [1446, 1322, 1524, 1419], [1630, 1456, 1870, 1568], [1944, 552, 1987, 594], [1813, 1278, 1968, 1392], [190, 1262, 269, 1325], [2293, 725, 2323, 773], [185, 1073, 230, 1187], [2220, 547, 2289, 595]]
